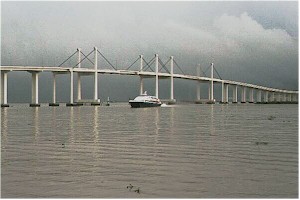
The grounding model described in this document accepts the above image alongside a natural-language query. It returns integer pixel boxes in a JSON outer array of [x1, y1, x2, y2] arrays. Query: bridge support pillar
[[49, 73, 59, 106], [221, 82, 228, 104], [66, 69, 77, 106], [263, 91, 269, 103], [155, 54, 159, 98], [282, 93, 286, 102], [195, 81, 201, 104], [208, 84, 211, 101], [292, 94, 298, 102], [232, 85, 238, 103], [139, 55, 144, 95], [225, 84, 229, 103], [221, 82, 224, 103], [241, 87, 246, 103], [276, 93, 281, 102], [270, 92, 275, 102], [256, 90, 262, 103], [1, 71, 9, 107], [30, 72, 40, 107], [169, 56, 176, 104], [249, 88, 254, 103], [288, 94, 292, 102]]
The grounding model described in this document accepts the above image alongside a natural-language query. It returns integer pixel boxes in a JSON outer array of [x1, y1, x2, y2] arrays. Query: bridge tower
[[77, 48, 82, 101], [139, 55, 144, 95], [170, 56, 175, 103], [208, 63, 215, 104], [155, 54, 159, 98], [91, 47, 100, 106]]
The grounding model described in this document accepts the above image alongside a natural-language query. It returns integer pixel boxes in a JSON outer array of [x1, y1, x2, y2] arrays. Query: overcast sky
[[1, 1, 298, 103]]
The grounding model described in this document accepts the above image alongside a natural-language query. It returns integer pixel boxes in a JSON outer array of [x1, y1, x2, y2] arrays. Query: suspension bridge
[[0, 47, 298, 107]]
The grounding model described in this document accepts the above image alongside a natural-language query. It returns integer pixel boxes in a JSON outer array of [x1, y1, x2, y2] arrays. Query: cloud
[[1, 2, 298, 102]]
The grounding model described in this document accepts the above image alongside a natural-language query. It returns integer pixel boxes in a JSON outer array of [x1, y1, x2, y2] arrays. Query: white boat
[[129, 91, 162, 108]]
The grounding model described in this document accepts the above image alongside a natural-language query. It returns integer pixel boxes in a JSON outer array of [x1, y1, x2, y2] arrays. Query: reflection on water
[[1, 104, 298, 198], [93, 106, 99, 144], [33, 107, 39, 143], [2, 108, 8, 144], [69, 107, 74, 144]]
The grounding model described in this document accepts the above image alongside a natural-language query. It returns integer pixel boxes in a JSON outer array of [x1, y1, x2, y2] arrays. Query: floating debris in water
[[126, 184, 133, 190], [62, 143, 65, 148], [267, 116, 276, 120], [134, 187, 140, 194], [255, 141, 268, 145], [127, 184, 140, 194]]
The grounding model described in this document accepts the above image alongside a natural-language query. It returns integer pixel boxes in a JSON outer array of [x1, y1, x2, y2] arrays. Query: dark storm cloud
[[1, 1, 298, 102]]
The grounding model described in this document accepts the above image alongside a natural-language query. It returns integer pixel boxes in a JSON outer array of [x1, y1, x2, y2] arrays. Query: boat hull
[[129, 101, 161, 108]]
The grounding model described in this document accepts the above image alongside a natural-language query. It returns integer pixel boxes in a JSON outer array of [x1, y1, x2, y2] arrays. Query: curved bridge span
[[0, 47, 298, 107]]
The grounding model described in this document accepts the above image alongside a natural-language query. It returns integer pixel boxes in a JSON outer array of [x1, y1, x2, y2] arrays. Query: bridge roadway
[[0, 65, 297, 94]]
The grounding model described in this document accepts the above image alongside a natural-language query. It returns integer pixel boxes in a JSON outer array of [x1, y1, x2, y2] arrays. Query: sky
[[1, 1, 298, 103]]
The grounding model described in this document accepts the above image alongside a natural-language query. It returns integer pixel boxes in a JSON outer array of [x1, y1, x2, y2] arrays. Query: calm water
[[1, 103, 298, 198]]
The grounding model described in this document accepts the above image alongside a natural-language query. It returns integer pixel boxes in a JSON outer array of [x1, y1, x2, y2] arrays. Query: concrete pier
[[225, 84, 229, 103], [249, 88, 254, 103], [232, 85, 238, 103], [256, 90, 262, 103], [241, 87, 246, 103], [1, 71, 9, 107], [264, 91, 269, 103], [49, 73, 59, 106], [66, 69, 77, 106], [221, 82, 228, 104], [30, 72, 40, 107]]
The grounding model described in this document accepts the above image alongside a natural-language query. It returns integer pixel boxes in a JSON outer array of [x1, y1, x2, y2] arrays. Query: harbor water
[[1, 103, 298, 197]]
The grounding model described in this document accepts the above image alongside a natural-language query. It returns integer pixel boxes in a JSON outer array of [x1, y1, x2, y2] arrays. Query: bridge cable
[[213, 66, 222, 80], [158, 60, 169, 73], [142, 56, 155, 70], [162, 58, 171, 70], [73, 50, 94, 68], [97, 50, 117, 70], [58, 50, 77, 67], [158, 58, 170, 73], [203, 66, 210, 76], [173, 59, 185, 75], [143, 58, 155, 72], [126, 57, 140, 70], [142, 57, 155, 72], [200, 67, 207, 77], [80, 51, 94, 65]]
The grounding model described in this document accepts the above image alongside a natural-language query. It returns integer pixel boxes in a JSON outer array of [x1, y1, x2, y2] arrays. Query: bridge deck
[[0, 66, 297, 94]]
